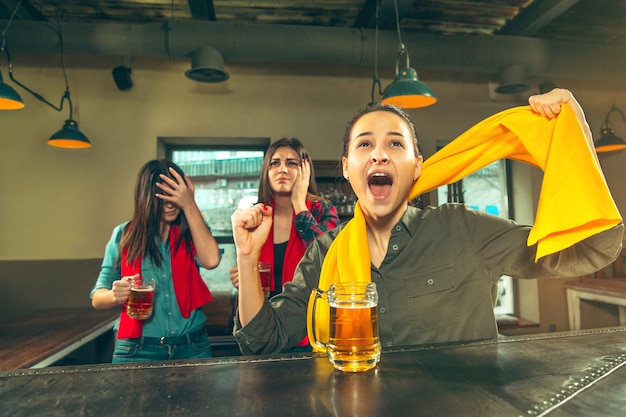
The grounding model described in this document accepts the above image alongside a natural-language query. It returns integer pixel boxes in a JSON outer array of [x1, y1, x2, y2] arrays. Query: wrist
[[236, 253, 261, 269], [292, 201, 308, 214], [111, 290, 120, 306]]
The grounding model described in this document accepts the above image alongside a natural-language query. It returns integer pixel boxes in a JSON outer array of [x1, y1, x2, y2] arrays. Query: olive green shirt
[[234, 204, 624, 354]]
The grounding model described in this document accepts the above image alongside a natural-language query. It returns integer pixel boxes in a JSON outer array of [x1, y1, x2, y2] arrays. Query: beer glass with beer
[[309, 282, 380, 372], [259, 262, 272, 298], [126, 276, 155, 320]]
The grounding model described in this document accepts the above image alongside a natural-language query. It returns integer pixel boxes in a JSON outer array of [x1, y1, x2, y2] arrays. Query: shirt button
[[386, 341, 393, 347], [380, 307, 386, 313], [395, 225, 402, 231], [392, 244, 399, 251], [428, 279, 434, 285]]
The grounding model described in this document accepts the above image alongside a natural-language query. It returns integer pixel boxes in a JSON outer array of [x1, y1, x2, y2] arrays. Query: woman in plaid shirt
[[229, 138, 339, 351]]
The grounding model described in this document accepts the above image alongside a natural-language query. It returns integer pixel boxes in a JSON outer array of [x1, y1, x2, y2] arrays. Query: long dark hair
[[257, 137, 320, 203], [341, 102, 421, 158], [120, 159, 192, 267]]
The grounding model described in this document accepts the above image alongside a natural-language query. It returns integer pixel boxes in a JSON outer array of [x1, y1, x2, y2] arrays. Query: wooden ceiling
[[1, 0, 625, 47]]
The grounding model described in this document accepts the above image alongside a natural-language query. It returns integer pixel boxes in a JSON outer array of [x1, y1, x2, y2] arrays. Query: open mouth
[[368, 172, 393, 199]]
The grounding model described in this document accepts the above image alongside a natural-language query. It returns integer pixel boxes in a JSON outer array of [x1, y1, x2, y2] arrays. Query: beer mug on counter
[[126, 276, 155, 320], [309, 282, 380, 372]]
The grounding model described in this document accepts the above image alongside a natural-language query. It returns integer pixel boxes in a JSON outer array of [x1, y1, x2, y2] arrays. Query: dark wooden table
[[1, 326, 626, 416], [0, 308, 118, 370]]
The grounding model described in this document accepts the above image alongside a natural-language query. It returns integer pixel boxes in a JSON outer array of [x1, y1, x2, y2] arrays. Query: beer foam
[[131, 287, 154, 292], [331, 301, 375, 308]]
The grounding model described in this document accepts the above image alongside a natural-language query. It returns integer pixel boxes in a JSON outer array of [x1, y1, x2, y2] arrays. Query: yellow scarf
[[307, 104, 622, 351]]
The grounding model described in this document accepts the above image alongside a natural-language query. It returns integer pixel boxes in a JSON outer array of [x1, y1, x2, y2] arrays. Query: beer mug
[[126, 276, 155, 320], [309, 282, 380, 372], [258, 262, 272, 298]]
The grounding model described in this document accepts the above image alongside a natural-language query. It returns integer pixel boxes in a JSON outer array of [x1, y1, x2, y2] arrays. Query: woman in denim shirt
[[91, 159, 221, 363]]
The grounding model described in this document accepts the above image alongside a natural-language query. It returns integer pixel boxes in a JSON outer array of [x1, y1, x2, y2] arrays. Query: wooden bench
[[565, 277, 626, 330], [0, 308, 118, 370]]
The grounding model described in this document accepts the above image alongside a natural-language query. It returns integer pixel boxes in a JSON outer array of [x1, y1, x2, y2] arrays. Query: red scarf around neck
[[117, 224, 212, 339], [259, 200, 313, 347]]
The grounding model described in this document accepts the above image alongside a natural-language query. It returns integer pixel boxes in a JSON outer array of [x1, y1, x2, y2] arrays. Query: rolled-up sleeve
[[233, 228, 335, 354], [295, 199, 339, 246]]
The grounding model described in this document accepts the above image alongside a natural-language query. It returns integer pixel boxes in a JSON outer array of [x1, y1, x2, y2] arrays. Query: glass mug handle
[[307, 288, 330, 352]]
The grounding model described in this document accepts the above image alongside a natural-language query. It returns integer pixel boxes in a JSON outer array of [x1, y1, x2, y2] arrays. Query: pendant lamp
[[48, 118, 91, 149], [6, 54, 92, 149], [381, 48, 437, 108], [0, 4, 25, 110], [595, 104, 626, 153], [1, 10, 91, 148], [0, 70, 24, 110], [379, 0, 436, 109]]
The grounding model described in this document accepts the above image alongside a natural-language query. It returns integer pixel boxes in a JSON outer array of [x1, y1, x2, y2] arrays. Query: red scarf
[[259, 200, 313, 292], [117, 224, 213, 339], [259, 200, 313, 346]]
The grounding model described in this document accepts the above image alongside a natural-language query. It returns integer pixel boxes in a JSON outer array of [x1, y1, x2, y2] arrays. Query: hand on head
[[291, 157, 311, 209], [156, 167, 196, 211]]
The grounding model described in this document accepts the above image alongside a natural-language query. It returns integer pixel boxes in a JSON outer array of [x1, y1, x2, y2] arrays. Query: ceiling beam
[[353, 0, 413, 30], [498, 0, 581, 36], [353, 0, 377, 29], [187, 0, 216, 21], [0, 0, 45, 22]]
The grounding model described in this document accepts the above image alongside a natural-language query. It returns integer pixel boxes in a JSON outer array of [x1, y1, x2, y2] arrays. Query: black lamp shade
[[0, 71, 25, 110], [381, 68, 437, 109], [48, 119, 91, 149], [595, 128, 626, 153]]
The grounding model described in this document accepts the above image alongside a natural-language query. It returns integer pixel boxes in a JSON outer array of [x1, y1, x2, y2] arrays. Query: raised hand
[[231, 203, 274, 257], [528, 88, 573, 119], [155, 167, 196, 211], [291, 156, 311, 214]]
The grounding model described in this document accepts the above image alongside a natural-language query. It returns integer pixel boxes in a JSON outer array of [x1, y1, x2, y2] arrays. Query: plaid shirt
[[294, 199, 339, 246]]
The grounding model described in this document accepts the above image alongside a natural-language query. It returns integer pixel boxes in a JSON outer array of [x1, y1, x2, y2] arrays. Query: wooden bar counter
[[2, 327, 626, 416], [0, 308, 118, 370]]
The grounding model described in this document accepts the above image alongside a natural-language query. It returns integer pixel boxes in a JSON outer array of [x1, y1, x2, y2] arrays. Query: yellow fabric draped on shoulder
[[307, 104, 622, 351]]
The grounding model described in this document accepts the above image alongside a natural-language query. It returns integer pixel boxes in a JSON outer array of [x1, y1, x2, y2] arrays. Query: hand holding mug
[[230, 265, 239, 289], [126, 276, 155, 320], [111, 274, 135, 305]]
